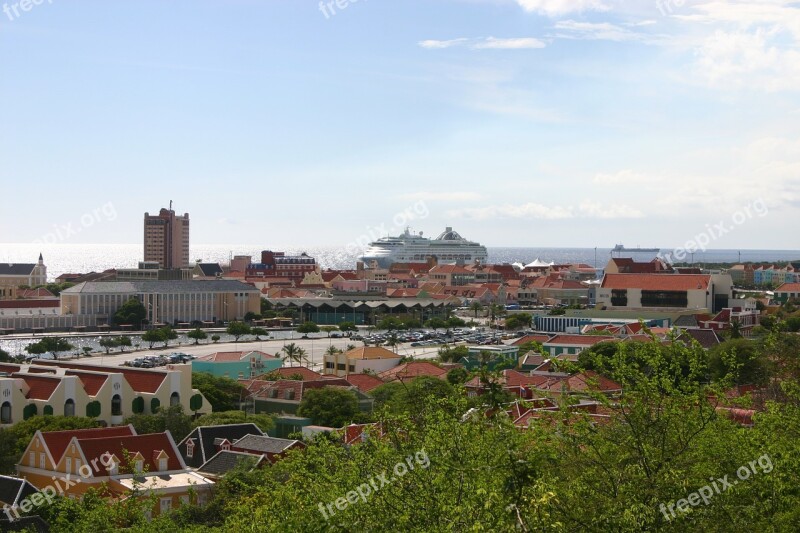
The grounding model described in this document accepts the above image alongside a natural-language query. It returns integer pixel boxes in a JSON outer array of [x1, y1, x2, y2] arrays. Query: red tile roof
[[344, 373, 385, 393], [776, 282, 800, 293], [15, 373, 61, 400], [378, 362, 447, 382], [0, 300, 60, 309], [65, 370, 109, 396], [77, 432, 183, 474], [34, 361, 167, 393], [40, 426, 135, 464], [601, 273, 711, 291], [266, 367, 322, 381], [512, 334, 552, 346]]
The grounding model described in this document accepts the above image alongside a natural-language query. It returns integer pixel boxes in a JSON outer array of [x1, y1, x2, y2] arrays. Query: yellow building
[[16, 425, 213, 517], [0, 361, 211, 427]]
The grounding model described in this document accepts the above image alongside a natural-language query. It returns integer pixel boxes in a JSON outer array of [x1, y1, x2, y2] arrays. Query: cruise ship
[[359, 227, 488, 268]]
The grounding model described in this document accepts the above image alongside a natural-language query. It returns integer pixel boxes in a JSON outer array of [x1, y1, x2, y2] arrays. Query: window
[[179, 495, 190, 506], [40, 453, 46, 469], [64, 399, 75, 417], [170, 392, 180, 406], [66, 457, 72, 473], [641, 290, 688, 308], [159, 458, 168, 471], [0, 401, 11, 424], [111, 394, 122, 416], [186, 441, 194, 459], [610, 289, 628, 307], [75, 459, 82, 475], [135, 460, 144, 473], [29, 452, 35, 466]]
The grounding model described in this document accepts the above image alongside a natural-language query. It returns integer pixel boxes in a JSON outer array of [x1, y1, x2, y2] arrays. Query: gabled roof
[[378, 362, 447, 382], [33, 361, 168, 394], [344, 373, 386, 393], [196, 263, 223, 277], [512, 334, 553, 346], [77, 432, 184, 474], [0, 475, 39, 507], [40, 426, 135, 465], [775, 282, 800, 293], [0, 264, 36, 276], [65, 370, 109, 396], [601, 273, 711, 291], [429, 264, 473, 275], [198, 350, 279, 363], [178, 423, 265, 468], [14, 373, 62, 400], [232, 434, 302, 455], [197, 450, 265, 476], [344, 346, 401, 360], [678, 329, 722, 349]]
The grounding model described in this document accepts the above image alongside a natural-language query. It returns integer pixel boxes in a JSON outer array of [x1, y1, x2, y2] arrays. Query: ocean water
[[1, 243, 798, 282]]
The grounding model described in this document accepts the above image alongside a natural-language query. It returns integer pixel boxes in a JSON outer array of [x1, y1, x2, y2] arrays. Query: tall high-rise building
[[143, 206, 190, 269]]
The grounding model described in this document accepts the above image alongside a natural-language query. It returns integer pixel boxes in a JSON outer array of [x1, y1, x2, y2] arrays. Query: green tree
[[187, 328, 208, 344], [425, 317, 447, 331], [251, 327, 269, 341], [24, 337, 75, 360], [115, 336, 132, 352], [338, 321, 357, 334], [161, 326, 178, 347], [438, 345, 469, 363], [192, 372, 246, 412], [320, 325, 338, 338], [469, 301, 483, 318], [281, 343, 306, 367], [0, 348, 10, 363], [98, 337, 119, 354], [325, 345, 342, 356], [141, 328, 166, 349], [445, 316, 466, 329], [296, 321, 320, 335], [505, 313, 532, 330], [297, 387, 360, 427], [446, 366, 469, 385], [227, 321, 251, 342], [112, 297, 147, 329], [211, 334, 221, 343], [124, 404, 193, 442], [708, 338, 772, 386]]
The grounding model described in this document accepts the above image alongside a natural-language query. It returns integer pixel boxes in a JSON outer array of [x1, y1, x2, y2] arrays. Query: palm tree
[[386, 333, 399, 354], [281, 343, 304, 367], [325, 345, 342, 356], [470, 301, 483, 318]]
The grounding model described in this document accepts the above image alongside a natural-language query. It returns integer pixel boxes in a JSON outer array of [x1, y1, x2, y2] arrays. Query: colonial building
[[0, 255, 47, 299], [246, 251, 317, 283], [60, 280, 260, 326], [596, 273, 733, 313], [0, 361, 210, 427]]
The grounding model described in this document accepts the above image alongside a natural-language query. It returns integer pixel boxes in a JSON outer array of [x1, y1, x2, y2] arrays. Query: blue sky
[[1, 0, 798, 251]]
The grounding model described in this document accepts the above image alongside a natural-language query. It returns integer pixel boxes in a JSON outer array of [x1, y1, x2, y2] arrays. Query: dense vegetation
[[13, 327, 800, 531]]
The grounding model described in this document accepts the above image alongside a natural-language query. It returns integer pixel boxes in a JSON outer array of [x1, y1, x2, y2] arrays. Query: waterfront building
[[0, 254, 46, 299], [144, 207, 190, 269], [246, 251, 317, 283], [60, 280, 260, 326]]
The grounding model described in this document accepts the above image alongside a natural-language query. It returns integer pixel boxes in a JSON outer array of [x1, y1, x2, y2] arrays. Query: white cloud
[[554, 20, 643, 42], [472, 37, 546, 49], [418, 38, 469, 49], [515, 0, 609, 17], [419, 37, 546, 50]]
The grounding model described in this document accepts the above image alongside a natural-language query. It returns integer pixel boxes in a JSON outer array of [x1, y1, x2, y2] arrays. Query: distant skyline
[[1, 1, 799, 250]]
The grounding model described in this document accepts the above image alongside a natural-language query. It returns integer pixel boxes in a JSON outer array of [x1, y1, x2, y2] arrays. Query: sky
[[1, 0, 799, 251]]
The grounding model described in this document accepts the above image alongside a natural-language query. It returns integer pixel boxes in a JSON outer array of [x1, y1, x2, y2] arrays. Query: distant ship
[[611, 244, 661, 254], [360, 227, 488, 268]]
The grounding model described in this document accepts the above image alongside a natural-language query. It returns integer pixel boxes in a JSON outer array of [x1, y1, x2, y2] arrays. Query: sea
[[1, 243, 799, 282]]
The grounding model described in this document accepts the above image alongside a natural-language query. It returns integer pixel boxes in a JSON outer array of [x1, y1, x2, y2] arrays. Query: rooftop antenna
[[169, 200, 173, 211]]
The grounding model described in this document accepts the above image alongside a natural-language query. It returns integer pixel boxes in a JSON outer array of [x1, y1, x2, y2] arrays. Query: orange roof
[[601, 273, 711, 291], [344, 373, 385, 393], [378, 362, 447, 382], [15, 373, 61, 400], [77, 432, 183, 474], [776, 282, 800, 292], [267, 367, 322, 381], [512, 334, 552, 346], [41, 426, 135, 464], [65, 370, 109, 396], [34, 361, 167, 394], [429, 265, 473, 275]]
